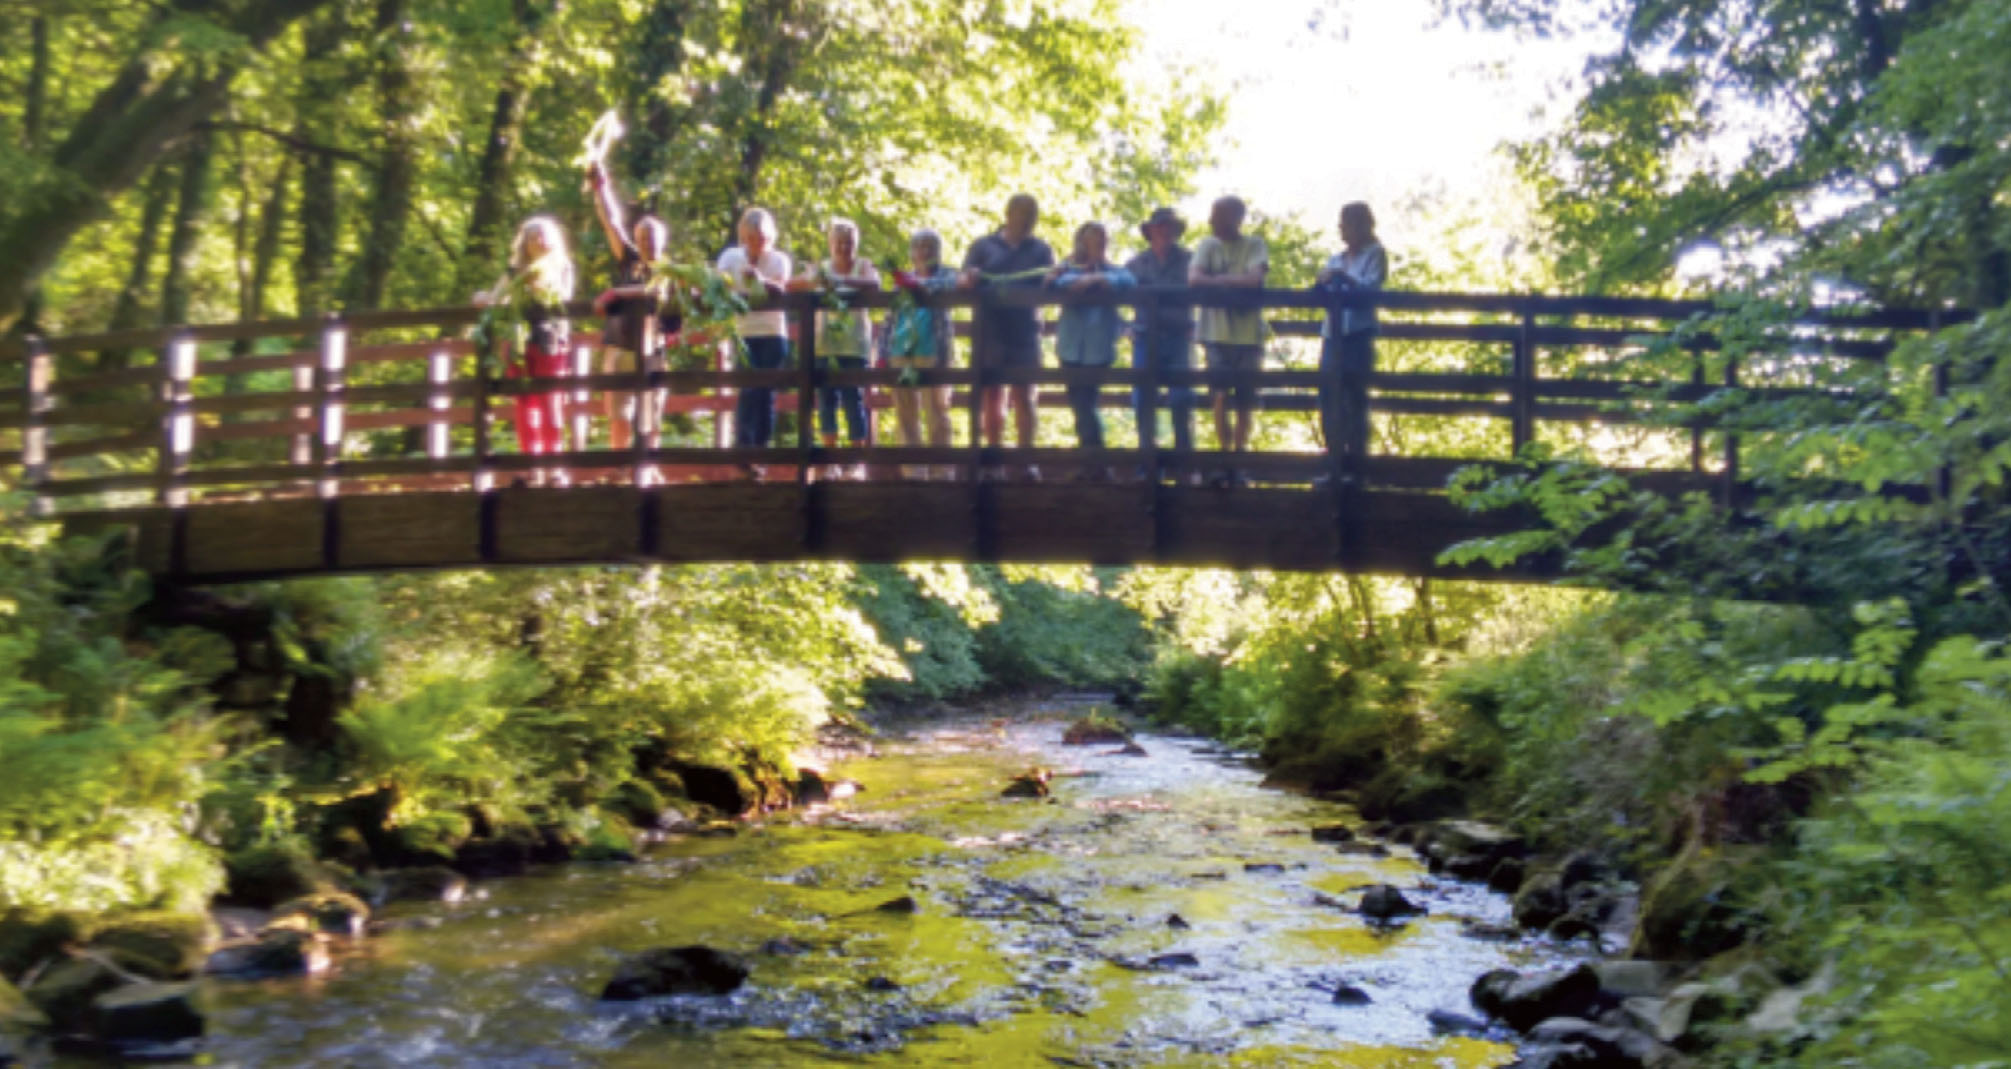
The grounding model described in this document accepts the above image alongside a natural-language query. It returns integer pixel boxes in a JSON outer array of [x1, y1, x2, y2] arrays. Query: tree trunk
[[161, 125, 218, 327], [229, 157, 293, 393], [343, 0, 417, 311], [621, 0, 697, 201], [727, 0, 808, 243], [295, 8, 347, 318], [101, 166, 178, 370], [0, 0, 338, 334], [24, 15, 50, 151], [457, 0, 555, 299]]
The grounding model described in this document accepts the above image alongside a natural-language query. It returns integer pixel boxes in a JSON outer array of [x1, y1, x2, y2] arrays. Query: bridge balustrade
[[0, 288, 1940, 580]]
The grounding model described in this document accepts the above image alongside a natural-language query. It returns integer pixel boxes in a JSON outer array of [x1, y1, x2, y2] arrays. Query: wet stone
[[874, 895, 920, 915], [1146, 952, 1200, 970], [599, 946, 750, 1000], [91, 981, 204, 1044], [863, 976, 901, 992], [1310, 823, 1355, 843], [1331, 983, 1373, 1006], [1358, 884, 1426, 921], [1426, 1008, 1492, 1037], [1164, 913, 1191, 930], [1243, 862, 1286, 875], [759, 937, 811, 957]]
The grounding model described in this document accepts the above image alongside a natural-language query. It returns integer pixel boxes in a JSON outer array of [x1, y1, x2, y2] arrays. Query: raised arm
[[586, 162, 629, 262]]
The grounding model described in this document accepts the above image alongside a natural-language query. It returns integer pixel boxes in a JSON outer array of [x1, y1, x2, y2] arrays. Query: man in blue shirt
[[960, 194, 1056, 469]]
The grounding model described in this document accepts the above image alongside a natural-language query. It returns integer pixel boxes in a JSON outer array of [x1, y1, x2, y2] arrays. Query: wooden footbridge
[[0, 288, 1937, 583]]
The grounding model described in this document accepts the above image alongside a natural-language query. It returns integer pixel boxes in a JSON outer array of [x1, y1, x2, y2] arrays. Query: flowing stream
[[194, 708, 1570, 1067]]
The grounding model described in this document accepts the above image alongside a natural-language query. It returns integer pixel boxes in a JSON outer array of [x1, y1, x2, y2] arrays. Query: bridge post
[[313, 315, 347, 499], [570, 342, 593, 457], [20, 336, 51, 517], [632, 318, 653, 487], [793, 292, 822, 549], [969, 292, 994, 558], [1136, 290, 1161, 484], [1511, 309, 1536, 455], [290, 355, 313, 472], [471, 337, 494, 492], [427, 345, 452, 460], [157, 330, 196, 508]]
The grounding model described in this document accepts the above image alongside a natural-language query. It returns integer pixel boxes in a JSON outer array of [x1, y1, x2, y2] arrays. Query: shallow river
[[197, 711, 1568, 1067]]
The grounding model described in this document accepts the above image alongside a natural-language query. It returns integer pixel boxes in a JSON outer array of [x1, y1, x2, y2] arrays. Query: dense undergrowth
[[0, 497, 1155, 920]]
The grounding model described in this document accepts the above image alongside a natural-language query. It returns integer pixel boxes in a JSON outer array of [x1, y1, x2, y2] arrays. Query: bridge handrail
[[0, 285, 1946, 519]]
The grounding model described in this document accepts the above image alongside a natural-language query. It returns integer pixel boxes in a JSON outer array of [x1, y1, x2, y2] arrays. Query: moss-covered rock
[[0, 974, 48, 1031], [268, 891, 369, 938], [392, 811, 475, 867], [23, 957, 123, 1032], [222, 843, 337, 909], [0, 910, 86, 984], [607, 778, 669, 829], [91, 981, 204, 1043], [84, 913, 216, 980], [203, 929, 328, 980], [1631, 847, 1760, 961]]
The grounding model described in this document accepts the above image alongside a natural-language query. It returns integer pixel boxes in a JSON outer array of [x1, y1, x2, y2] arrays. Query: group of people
[[476, 162, 1389, 488]]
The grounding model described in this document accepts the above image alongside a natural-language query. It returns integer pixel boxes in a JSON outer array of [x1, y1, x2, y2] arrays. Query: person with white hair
[[793, 217, 881, 476], [880, 227, 961, 478], [717, 207, 792, 456]]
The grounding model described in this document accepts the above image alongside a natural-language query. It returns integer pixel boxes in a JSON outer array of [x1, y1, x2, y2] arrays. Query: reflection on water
[[192, 714, 1567, 1067]]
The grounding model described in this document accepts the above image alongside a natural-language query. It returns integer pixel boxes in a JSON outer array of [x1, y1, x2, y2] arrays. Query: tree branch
[[197, 119, 374, 167]]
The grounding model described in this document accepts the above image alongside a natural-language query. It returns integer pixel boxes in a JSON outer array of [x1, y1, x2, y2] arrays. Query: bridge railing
[[0, 287, 1938, 518]]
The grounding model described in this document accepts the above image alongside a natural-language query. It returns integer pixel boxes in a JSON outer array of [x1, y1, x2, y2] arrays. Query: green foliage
[[0, 500, 224, 913], [971, 567, 1153, 692]]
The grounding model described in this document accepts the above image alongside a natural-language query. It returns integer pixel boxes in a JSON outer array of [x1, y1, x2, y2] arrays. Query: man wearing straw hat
[[1125, 207, 1196, 475]]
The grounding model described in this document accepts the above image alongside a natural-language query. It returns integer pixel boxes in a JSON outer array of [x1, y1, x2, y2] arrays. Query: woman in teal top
[[879, 228, 959, 476], [1046, 222, 1135, 460]]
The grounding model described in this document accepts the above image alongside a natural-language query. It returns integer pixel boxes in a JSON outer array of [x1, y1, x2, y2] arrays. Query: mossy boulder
[[669, 761, 759, 816], [204, 929, 328, 980], [91, 981, 204, 1043], [607, 778, 671, 828], [1631, 848, 1760, 961], [361, 866, 468, 905], [23, 957, 123, 1032], [0, 910, 86, 983], [268, 892, 370, 938], [222, 843, 339, 909], [85, 913, 216, 980], [0, 974, 47, 1031], [1062, 714, 1130, 746], [392, 811, 476, 867]]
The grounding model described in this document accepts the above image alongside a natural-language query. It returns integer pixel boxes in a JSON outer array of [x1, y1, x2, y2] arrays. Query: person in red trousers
[[477, 215, 576, 486]]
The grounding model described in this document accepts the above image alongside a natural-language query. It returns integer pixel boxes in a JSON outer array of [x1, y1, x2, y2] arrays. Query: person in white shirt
[[717, 208, 792, 453], [1316, 202, 1389, 477]]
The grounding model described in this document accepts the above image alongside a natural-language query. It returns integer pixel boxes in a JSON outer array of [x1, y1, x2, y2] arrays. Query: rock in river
[[92, 981, 205, 1043], [1470, 962, 1603, 1032], [1357, 884, 1426, 921], [600, 946, 750, 1000]]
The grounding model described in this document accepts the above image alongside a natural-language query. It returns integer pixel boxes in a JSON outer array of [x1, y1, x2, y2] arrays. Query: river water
[[197, 711, 1568, 1067]]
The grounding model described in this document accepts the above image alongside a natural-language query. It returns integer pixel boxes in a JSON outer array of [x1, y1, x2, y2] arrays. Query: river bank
[[7, 701, 1614, 1067]]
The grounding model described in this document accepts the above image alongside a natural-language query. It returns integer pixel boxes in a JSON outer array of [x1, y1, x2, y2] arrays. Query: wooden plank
[[339, 493, 482, 569], [60, 509, 177, 575], [988, 484, 1154, 564], [1158, 486, 1339, 569], [819, 484, 977, 560], [493, 486, 642, 564], [652, 483, 804, 562], [182, 498, 325, 577]]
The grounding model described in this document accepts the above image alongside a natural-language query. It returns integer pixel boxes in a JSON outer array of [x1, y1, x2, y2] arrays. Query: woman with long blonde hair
[[477, 215, 576, 484]]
